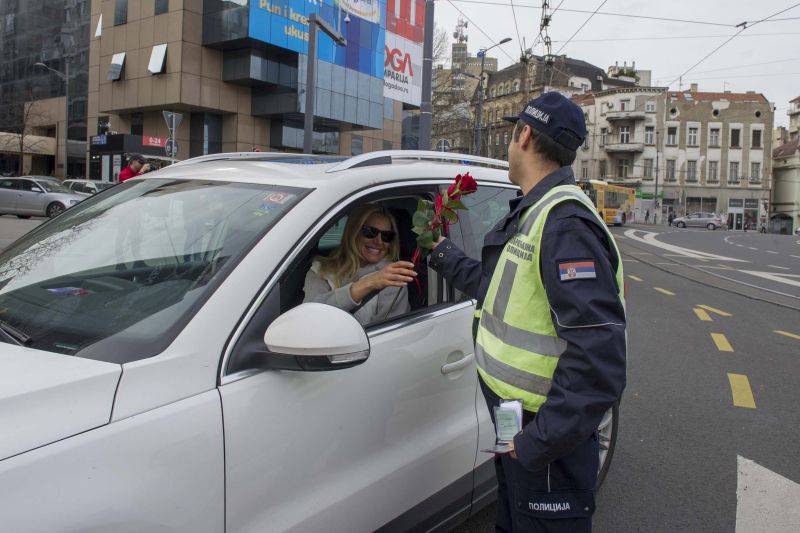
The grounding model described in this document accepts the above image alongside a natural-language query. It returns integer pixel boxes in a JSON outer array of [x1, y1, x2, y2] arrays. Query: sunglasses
[[360, 225, 396, 243]]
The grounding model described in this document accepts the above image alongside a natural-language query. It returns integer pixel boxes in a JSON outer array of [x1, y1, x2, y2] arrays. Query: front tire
[[677, 221, 686, 228], [707, 223, 716, 230], [596, 402, 619, 490], [46, 202, 65, 218]]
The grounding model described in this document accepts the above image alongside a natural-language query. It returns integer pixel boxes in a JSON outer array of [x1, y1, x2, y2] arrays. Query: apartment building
[[574, 86, 774, 230], [771, 96, 800, 233]]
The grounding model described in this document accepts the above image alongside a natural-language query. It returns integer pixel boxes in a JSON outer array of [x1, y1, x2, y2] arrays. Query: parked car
[[0, 152, 619, 532], [0, 175, 86, 218], [63, 179, 115, 196], [671, 212, 724, 230]]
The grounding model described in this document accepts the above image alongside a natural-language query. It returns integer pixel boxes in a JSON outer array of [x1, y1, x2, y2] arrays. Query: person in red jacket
[[117, 153, 146, 182]]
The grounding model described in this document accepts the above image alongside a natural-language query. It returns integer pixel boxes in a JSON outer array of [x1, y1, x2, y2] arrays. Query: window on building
[[619, 126, 630, 144], [107, 52, 126, 81], [750, 162, 761, 181], [155, 0, 169, 15], [147, 44, 167, 74], [645, 101, 656, 112], [667, 127, 677, 145], [383, 97, 394, 120], [599, 160, 606, 178], [643, 159, 654, 180], [708, 161, 718, 182], [600, 128, 607, 145], [351, 135, 363, 156], [751, 129, 762, 148], [490, 88, 496, 98], [114, 0, 127, 25], [582, 136, 589, 150], [666, 159, 676, 181], [581, 161, 588, 180], [513, 80, 520, 92], [730, 128, 740, 148], [503, 131, 508, 146], [495, 134, 499, 146], [729, 161, 739, 182], [709, 128, 720, 147], [616, 159, 629, 178], [130, 112, 144, 136], [687, 127, 698, 146], [620, 99, 631, 111], [687, 160, 697, 181], [383, 140, 393, 150], [644, 126, 654, 145]]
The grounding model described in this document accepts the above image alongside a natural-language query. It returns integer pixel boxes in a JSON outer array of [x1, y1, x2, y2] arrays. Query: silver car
[[62, 179, 115, 196], [0, 176, 86, 218], [672, 212, 724, 230]]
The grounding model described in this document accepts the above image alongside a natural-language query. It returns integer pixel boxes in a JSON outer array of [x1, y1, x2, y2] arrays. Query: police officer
[[430, 92, 626, 532]]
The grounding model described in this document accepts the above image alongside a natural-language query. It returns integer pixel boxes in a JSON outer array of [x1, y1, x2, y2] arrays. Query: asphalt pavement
[[454, 224, 800, 532]]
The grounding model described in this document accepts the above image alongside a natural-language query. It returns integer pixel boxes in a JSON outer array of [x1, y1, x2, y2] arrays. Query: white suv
[[0, 152, 618, 532]]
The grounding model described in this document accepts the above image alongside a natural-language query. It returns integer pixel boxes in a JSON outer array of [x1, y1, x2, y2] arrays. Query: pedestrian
[[645, 208, 650, 224], [118, 153, 146, 182], [430, 92, 626, 532], [668, 212, 674, 226]]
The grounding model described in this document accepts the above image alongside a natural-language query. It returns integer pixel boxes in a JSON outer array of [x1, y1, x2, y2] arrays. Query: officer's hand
[[508, 440, 517, 460]]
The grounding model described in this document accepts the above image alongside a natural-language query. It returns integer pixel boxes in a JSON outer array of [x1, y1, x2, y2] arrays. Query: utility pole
[[303, 13, 346, 154], [655, 129, 660, 223], [419, 0, 435, 150]]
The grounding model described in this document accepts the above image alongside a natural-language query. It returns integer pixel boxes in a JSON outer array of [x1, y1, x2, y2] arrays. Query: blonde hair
[[317, 204, 400, 288]]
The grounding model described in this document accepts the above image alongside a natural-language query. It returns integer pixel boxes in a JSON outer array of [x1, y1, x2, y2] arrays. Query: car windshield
[[37, 179, 70, 193], [95, 182, 114, 191], [0, 178, 308, 363]]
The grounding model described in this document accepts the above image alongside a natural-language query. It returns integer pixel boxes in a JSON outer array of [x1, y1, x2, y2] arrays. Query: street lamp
[[303, 13, 346, 154], [474, 37, 511, 156], [34, 61, 69, 176]]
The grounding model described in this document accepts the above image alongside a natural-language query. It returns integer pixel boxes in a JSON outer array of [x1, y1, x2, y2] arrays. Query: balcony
[[604, 141, 644, 153], [606, 110, 647, 121]]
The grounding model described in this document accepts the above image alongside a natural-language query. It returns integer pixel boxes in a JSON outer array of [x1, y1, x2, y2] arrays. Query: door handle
[[441, 353, 474, 374]]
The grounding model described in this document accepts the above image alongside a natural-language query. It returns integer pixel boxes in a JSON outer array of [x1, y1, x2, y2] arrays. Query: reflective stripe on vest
[[475, 184, 625, 412]]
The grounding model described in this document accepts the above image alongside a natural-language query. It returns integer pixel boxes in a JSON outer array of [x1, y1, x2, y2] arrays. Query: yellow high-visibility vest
[[475, 185, 625, 412]]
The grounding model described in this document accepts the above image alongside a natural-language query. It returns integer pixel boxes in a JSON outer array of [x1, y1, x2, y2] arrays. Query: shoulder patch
[[558, 260, 596, 281]]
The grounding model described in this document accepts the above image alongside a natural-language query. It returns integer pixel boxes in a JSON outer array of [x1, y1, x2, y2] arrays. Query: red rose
[[459, 173, 478, 194], [447, 177, 461, 200]]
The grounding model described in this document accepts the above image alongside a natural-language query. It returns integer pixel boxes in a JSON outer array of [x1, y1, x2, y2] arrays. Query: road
[[455, 224, 800, 532], [2, 219, 798, 531]]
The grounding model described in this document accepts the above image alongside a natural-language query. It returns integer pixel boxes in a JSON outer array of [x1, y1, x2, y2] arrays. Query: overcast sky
[[434, 0, 800, 127]]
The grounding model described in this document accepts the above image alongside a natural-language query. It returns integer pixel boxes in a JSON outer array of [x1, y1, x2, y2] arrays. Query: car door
[[219, 185, 480, 533], [16, 179, 46, 215], [0, 178, 19, 213]]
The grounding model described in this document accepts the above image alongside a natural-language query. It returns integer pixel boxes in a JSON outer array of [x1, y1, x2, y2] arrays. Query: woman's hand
[[350, 261, 417, 303]]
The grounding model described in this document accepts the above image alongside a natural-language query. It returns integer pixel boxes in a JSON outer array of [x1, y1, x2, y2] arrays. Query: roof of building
[[571, 93, 595, 106], [773, 139, 799, 158], [667, 91, 769, 104], [790, 95, 800, 104]]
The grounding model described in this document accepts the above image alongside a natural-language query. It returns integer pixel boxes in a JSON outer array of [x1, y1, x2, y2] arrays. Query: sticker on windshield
[[46, 287, 92, 296], [253, 192, 296, 217]]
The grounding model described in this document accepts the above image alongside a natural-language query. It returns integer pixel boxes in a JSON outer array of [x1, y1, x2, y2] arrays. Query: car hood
[[0, 345, 121, 461], [47, 192, 86, 203]]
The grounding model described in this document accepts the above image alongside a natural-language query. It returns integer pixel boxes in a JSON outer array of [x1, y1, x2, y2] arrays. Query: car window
[[0, 179, 17, 189], [451, 185, 519, 260], [19, 180, 41, 192], [37, 180, 70, 193], [0, 178, 310, 363]]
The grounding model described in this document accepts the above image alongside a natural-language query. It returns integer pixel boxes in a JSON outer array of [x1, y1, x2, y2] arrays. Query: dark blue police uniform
[[430, 166, 626, 532]]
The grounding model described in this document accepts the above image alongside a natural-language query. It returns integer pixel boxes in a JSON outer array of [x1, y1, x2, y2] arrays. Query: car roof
[[21, 175, 59, 181], [148, 151, 513, 189]]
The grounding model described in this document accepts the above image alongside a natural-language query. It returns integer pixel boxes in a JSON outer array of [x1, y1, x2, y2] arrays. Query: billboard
[[249, 0, 386, 79], [383, 0, 424, 106]]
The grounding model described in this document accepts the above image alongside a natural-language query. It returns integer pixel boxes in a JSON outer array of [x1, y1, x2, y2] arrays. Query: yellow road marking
[[693, 308, 713, 321], [711, 333, 734, 352], [627, 275, 643, 282], [727, 373, 756, 409], [698, 304, 732, 317], [654, 287, 675, 295], [774, 330, 800, 341]]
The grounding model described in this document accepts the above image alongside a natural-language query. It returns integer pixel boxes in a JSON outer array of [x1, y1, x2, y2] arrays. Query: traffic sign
[[436, 139, 450, 152], [162, 111, 183, 136], [165, 138, 179, 158]]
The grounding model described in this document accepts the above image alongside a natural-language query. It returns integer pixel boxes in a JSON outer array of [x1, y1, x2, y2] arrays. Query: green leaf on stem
[[447, 199, 467, 211], [417, 231, 434, 250], [412, 210, 430, 227], [412, 225, 427, 235], [442, 208, 458, 222]]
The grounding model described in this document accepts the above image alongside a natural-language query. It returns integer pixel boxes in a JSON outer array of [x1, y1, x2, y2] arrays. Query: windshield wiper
[[0, 319, 32, 346]]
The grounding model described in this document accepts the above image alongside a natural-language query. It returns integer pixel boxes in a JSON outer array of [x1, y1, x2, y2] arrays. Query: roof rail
[[326, 150, 509, 173], [169, 152, 340, 168]]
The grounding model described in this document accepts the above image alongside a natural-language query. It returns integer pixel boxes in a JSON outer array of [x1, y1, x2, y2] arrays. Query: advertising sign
[[143, 136, 167, 148], [383, 0, 424, 106], [249, 0, 386, 79]]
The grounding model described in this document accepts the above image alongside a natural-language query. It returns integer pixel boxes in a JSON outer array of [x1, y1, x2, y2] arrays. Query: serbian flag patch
[[558, 260, 597, 281]]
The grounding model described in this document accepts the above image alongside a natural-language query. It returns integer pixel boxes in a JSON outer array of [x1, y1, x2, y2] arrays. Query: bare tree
[[0, 96, 51, 176]]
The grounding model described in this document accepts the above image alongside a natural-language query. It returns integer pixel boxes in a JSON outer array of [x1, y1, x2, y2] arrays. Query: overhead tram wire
[[656, 57, 800, 82], [554, 0, 608, 55], [510, 0, 524, 58], [529, 0, 566, 54], [667, 1, 800, 87], [550, 32, 800, 43], [445, 0, 517, 62]]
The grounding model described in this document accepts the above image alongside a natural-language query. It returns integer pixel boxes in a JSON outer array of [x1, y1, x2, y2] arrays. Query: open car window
[[0, 178, 309, 363]]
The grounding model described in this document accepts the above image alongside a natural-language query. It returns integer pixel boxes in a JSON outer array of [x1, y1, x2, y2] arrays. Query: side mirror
[[262, 303, 370, 371], [32, 187, 44, 193]]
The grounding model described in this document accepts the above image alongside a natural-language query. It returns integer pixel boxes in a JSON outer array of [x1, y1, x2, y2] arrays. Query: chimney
[[632, 61, 636, 71], [690, 83, 698, 92]]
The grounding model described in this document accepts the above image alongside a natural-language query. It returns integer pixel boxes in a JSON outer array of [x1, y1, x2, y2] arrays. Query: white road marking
[[768, 265, 790, 270], [623, 230, 749, 262], [767, 251, 779, 254], [748, 247, 759, 251], [791, 255, 800, 260], [737, 456, 800, 533], [739, 271, 800, 288]]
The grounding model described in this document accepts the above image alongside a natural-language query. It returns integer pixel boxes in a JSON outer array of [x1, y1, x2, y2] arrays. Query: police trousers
[[480, 379, 599, 532]]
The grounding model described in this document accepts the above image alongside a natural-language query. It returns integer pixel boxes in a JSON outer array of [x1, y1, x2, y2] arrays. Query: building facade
[[770, 96, 800, 234], [574, 87, 774, 229]]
